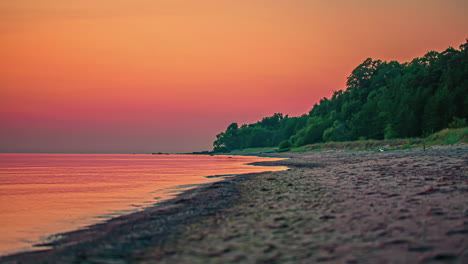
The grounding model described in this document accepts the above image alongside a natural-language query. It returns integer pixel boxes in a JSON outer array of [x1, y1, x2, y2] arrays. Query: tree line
[[213, 40, 468, 152]]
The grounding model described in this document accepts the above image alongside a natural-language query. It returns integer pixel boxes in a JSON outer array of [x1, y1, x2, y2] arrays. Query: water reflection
[[0, 153, 287, 255]]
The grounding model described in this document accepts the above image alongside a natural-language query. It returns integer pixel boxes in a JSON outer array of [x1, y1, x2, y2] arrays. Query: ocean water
[[0, 153, 287, 255]]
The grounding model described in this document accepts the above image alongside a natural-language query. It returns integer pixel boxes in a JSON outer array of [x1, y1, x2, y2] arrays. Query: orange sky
[[0, 0, 467, 153]]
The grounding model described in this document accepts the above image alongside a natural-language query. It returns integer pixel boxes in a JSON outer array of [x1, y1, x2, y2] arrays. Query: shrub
[[278, 140, 291, 150], [448, 117, 467, 129]]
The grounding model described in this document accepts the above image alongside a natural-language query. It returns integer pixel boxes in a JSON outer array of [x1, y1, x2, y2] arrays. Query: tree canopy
[[213, 40, 468, 152]]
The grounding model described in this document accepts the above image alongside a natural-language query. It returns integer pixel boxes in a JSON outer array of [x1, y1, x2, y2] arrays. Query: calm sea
[[0, 153, 287, 255]]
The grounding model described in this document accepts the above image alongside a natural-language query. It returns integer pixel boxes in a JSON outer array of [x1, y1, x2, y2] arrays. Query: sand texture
[[2, 145, 467, 263]]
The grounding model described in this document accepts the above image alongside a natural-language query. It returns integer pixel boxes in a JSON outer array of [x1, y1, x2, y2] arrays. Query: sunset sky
[[1, 0, 467, 153]]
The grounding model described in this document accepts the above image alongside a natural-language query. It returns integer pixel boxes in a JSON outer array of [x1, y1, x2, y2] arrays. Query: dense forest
[[213, 41, 468, 152]]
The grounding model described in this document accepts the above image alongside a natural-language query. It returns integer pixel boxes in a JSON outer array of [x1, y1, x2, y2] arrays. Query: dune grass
[[425, 127, 468, 146], [292, 127, 468, 152]]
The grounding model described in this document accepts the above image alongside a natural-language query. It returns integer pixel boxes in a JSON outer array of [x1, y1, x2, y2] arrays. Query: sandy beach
[[2, 145, 467, 263]]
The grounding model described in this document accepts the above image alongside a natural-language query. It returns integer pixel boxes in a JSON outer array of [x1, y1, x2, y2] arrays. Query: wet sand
[[2, 145, 467, 263]]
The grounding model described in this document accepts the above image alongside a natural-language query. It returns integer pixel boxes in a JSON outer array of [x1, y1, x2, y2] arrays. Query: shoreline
[[2, 145, 467, 263], [0, 154, 287, 259]]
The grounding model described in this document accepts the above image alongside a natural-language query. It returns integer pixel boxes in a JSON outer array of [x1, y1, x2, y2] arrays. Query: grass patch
[[302, 139, 423, 152], [289, 127, 468, 152], [289, 146, 310, 152], [425, 127, 468, 146]]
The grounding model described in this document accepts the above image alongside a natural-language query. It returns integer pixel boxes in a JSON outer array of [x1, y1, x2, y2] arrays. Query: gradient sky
[[1, 0, 467, 153]]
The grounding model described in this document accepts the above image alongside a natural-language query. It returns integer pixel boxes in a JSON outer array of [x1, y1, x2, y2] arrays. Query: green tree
[[213, 123, 239, 152], [213, 40, 468, 151]]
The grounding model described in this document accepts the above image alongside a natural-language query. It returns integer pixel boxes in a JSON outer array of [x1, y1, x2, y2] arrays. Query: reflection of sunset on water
[[0, 153, 287, 255]]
